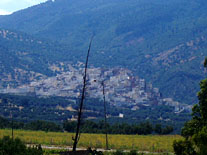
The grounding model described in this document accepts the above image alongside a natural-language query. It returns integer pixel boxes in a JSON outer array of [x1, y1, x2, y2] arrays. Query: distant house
[[119, 113, 124, 118], [131, 106, 139, 111]]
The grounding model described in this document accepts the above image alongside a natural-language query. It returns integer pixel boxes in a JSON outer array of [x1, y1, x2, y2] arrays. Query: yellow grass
[[0, 129, 183, 152]]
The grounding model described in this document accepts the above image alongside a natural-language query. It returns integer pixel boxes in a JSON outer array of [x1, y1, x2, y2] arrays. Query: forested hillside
[[0, 28, 80, 88], [0, 0, 207, 104]]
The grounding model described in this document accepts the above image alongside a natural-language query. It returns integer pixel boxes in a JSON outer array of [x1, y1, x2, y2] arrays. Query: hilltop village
[[1, 64, 192, 113]]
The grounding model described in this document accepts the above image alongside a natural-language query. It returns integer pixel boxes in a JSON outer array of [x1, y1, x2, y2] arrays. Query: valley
[[1, 0, 207, 154]]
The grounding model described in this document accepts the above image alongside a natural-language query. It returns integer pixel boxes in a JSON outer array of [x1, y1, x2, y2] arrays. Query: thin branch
[[73, 36, 94, 151]]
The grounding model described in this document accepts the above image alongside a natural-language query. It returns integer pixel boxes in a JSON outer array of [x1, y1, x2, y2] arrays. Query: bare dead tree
[[102, 80, 109, 150], [72, 36, 94, 151]]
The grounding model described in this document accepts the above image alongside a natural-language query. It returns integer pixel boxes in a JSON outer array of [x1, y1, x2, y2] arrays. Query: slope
[[0, 0, 207, 104], [0, 28, 79, 88]]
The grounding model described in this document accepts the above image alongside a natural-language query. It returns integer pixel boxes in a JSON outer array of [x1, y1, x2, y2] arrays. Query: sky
[[0, 0, 48, 15]]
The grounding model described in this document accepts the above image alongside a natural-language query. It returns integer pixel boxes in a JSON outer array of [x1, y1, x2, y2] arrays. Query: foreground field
[[0, 129, 182, 153]]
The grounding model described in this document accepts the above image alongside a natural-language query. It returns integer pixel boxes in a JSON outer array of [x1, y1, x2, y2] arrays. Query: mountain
[[0, 28, 82, 88], [0, 0, 207, 104], [0, 28, 166, 106]]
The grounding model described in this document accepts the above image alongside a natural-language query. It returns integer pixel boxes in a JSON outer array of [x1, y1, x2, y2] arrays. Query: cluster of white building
[[0, 64, 191, 112]]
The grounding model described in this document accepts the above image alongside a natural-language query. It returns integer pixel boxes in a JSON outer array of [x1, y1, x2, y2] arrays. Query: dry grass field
[[0, 129, 182, 153]]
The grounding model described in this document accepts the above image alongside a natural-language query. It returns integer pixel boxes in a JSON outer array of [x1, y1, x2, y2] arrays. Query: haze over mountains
[[0, 0, 207, 105]]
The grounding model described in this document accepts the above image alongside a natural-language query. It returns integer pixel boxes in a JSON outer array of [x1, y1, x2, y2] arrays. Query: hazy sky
[[0, 0, 48, 15]]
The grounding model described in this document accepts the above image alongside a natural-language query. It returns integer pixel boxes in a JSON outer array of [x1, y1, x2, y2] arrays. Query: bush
[[173, 140, 195, 155], [0, 136, 43, 155], [192, 127, 207, 155], [128, 150, 137, 155], [113, 150, 124, 155]]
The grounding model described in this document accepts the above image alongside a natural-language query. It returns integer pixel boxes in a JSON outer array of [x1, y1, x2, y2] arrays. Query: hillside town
[[0, 64, 192, 113]]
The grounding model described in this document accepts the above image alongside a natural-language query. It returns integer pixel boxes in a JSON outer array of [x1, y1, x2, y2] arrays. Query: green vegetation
[[63, 120, 173, 135], [0, 129, 182, 153], [0, 116, 62, 132], [173, 59, 207, 154], [105, 150, 169, 155], [0, 115, 173, 135], [0, 136, 43, 155], [0, 93, 190, 133]]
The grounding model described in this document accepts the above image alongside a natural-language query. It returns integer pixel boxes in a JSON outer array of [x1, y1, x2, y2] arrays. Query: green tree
[[154, 124, 162, 134], [192, 127, 207, 155], [173, 58, 207, 155], [63, 121, 76, 132], [162, 126, 174, 135], [25, 120, 62, 132]]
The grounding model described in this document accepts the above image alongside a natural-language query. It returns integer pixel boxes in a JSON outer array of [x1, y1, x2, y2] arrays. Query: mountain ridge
[[0, 0, 207, 104]]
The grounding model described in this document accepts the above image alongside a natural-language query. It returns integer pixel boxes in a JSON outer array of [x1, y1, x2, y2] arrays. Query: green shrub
[[173, 140, 195, 155], [128, 150, 137, 155], [192, 127, 207, 155], [113, 150, 124, 155], [0, 136, 43, 155]]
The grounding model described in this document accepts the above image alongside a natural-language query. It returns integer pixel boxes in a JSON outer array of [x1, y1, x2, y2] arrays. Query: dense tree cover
[[0, 94, 76, 122], [24, 120, 62, 132], [0, 116, 62, 132], [63, 120, 174, 135], [0, 116, 24, 130], [0, 116, 10, 128], [154, 124, 174, 135], [0, 115, 173, 135], [0, 136, 43, 155], [0, 93, 190, 133], [173, 59, 207, 154]]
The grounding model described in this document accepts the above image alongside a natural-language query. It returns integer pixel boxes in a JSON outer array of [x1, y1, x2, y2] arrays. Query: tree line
[[0, 116, 173, 135], [0, 117, 62, 132], [63, 120, 174, 135]]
